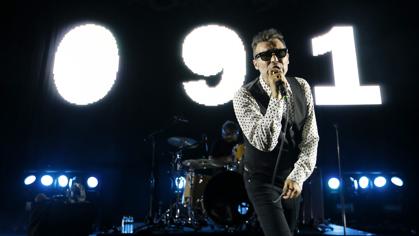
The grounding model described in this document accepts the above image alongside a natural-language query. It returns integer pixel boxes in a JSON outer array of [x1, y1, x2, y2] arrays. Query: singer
[[233, 28, 319, 236]]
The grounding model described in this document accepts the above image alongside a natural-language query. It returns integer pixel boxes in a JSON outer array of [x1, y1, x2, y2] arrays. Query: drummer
[[209, 120, 244, 164], [182, 121, 244, 208]]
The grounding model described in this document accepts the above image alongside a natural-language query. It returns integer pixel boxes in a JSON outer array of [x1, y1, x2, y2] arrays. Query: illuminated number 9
[[312, 26, 382, 105], [182, 25, 246, 106]]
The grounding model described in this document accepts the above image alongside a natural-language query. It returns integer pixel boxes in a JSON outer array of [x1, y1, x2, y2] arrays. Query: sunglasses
[[254, 48, 288, 61]]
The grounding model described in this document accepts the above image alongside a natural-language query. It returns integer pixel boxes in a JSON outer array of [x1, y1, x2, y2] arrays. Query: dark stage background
[[1, 0, 418, 231]]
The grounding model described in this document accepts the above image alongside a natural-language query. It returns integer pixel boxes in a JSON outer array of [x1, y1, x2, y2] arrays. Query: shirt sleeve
[[233, 87, 286, 152], [286, 79, 320, 188]]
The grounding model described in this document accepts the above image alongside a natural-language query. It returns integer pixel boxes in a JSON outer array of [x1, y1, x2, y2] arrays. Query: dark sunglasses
[[254, 48, 288, 61]]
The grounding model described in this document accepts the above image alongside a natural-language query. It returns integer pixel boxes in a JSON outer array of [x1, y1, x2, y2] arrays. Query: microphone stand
[[145, 128, 164, 225], [202, 133, 209, 158], [143, 116, 186, 227], [334, 124, 347, 235]]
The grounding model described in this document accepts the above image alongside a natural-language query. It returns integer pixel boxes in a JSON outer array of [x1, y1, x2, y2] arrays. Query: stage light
[[328, 177, 340, 190], [391, 177, 403, 187], [174, 176, 186, 190], [350, 177, 359, 190], [40, 175, 54, 186], [312, 26, 381, 105], [237, 202, 250, 215], [53, 23, 120, 105], [374, 176, 387, 188], [87, 176, 98, 188], [182, 24, 246, 106], [359, 176, 369, 189], [24, 175, 36, 185], [57, 175, 69, 187]]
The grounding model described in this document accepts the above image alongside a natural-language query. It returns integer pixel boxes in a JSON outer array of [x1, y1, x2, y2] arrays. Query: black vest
[[242, 77, 308, 183]]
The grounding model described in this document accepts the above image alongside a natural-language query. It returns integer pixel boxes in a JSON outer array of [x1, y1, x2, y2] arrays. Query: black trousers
[[244, 171, 301, 236]]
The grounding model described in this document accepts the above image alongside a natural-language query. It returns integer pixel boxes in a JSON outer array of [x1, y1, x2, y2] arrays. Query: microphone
[[173, 115, 189, 123], [275, 80, 287, 98]]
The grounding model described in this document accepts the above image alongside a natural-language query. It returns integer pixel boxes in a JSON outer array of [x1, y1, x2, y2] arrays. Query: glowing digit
[[53, 24, 120, 105], [312, 26, 381, 105], [182, 25, 246, 106]]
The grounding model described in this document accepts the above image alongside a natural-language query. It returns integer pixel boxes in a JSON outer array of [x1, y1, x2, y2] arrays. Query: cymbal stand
[[169, 151, 186, 225], [145, 129, 163, 224]]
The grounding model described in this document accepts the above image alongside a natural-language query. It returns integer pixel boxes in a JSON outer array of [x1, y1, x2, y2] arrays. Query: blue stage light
[[58, 175, 69, 187], [174, 176, 186, 190], [391, 177, 403, 187], [359, 176, 369, 189], [328, 177, 340, 190], [374, 176, 387, 188], [40, 175, 53, 186], [24, 175, 36, 185], [87, 177, 98, 188], [350, 177, 359, 190], [238, 202, 250, 215]]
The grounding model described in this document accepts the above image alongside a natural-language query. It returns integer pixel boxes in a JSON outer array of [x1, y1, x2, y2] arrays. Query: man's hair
[[251, 28, 286, 57]]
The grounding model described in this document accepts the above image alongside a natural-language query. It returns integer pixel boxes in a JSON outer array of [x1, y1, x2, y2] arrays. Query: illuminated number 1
[[312, 26, 382, 105]]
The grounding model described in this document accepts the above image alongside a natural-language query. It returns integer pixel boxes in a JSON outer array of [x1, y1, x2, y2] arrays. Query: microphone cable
[[272, 95, 290, 203]]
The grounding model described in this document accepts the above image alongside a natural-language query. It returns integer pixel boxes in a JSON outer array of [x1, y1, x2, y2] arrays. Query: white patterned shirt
[[233, 76, 319, 188]]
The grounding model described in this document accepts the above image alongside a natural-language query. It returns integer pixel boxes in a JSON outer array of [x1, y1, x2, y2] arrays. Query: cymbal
[[167, 137, 197, 148], [182, 159, 224, 170]]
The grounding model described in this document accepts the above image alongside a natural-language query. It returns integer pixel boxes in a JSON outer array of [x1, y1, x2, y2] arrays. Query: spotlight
[[350, 177, 358, 190], [359, 176, 369, 189], [391, 177, 403, 187], [174, 176, 186, 190], [40, 175, 53, 186], [58, 175, 69, 187], [24, 175, 36, 185], [237, 202, 250, 215], [87, 177, 98, 188], [328, 177, 340, 190], [374, 176, 387, 188]]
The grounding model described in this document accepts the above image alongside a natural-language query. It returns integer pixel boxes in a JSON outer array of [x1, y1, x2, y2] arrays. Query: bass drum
[[203, 171, 254, 226]]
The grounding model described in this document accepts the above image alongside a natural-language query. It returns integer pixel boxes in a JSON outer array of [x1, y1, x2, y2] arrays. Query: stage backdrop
[[1, 0, 418, 229]]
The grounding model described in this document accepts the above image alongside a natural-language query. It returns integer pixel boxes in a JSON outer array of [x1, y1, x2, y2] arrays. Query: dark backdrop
[[1, 0, 418, 230]]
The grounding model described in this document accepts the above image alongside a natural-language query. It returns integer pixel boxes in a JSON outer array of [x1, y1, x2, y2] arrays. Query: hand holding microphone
[[267, 68, 288, 100]]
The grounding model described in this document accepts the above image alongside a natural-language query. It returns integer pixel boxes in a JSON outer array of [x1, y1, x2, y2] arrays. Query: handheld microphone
[[275, 80, 287, 98]]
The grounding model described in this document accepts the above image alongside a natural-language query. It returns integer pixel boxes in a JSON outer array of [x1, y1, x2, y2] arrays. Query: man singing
[[233, 28, 319, 236]]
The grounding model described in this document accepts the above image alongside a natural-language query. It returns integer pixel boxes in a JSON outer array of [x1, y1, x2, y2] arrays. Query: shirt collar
[[259, 76, 272, 95]]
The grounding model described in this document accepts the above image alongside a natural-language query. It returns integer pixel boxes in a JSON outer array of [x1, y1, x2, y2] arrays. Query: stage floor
[[93, 222, 376, 236], [0, 222, 412, 236]]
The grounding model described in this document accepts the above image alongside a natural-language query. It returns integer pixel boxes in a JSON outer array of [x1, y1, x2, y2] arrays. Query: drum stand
[[181, 169, 206, 228], [161, 154, 207, 229], [186, 170, 197, 226], [172, 152, 184, 224]]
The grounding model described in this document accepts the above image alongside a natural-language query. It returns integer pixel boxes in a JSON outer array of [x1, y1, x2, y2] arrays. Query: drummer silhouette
[[209, 120, 243, 164]]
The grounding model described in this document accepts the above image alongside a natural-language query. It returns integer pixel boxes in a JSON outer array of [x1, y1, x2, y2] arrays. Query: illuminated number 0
[[312, 26, 382, 105], [182, 25, 246, 106]]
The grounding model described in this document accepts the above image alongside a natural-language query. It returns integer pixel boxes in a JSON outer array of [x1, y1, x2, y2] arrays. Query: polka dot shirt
[[233, 76, 319, 188]]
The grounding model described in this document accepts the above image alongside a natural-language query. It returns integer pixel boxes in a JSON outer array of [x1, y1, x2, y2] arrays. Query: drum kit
[[160, 136, 255, 230]]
